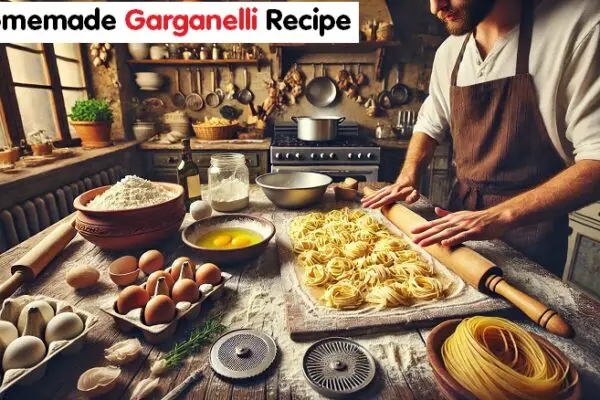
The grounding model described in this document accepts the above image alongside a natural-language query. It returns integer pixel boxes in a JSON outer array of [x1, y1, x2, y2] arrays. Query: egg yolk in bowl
[[197, 228, 263, 249]]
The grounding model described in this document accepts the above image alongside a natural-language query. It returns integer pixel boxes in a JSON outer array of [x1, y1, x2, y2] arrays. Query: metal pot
[[291, 116, 346, 141]]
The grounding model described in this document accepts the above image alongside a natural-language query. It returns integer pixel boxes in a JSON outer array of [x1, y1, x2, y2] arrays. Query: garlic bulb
[[131, 377, 159, 399], [77, 366, 121, 397], [104, 338, 142, 365]]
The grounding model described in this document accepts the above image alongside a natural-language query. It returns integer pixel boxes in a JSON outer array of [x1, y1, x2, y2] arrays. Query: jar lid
[[210, 153, 246, 167]]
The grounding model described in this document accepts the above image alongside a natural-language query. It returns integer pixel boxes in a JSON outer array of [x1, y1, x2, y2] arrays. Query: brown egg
[[195, 263, 222, 285], [172, 279, 200, 303], [170, 257, 194, 281], [144, 295, 176, 325], [146, 271, 174, 297], [117, 286, 149, 314], [109, 256, 138, 275], [139, 250, 164, 275]]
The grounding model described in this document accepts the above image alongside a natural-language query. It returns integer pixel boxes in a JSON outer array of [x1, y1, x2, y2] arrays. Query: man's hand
[[361, 175, 420, 209], [411, 206, 514, 247]]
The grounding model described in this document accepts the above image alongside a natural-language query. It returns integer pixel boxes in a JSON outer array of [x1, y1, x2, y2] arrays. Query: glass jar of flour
[[207, 153, 249, 212]]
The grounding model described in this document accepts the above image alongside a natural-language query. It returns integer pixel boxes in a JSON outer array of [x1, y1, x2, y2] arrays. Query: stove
[[270, 121, 380, 182]]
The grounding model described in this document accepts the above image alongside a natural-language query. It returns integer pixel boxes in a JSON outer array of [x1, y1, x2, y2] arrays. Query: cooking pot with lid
[[291, 116, 346, 141]]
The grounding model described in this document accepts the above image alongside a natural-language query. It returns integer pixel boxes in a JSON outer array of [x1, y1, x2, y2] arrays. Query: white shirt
[[414, 0, 600, 163]]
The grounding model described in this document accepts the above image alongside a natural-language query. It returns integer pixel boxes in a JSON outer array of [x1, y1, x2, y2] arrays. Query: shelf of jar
[[127, 59, 262, 66], [268, 41, 401, 53]]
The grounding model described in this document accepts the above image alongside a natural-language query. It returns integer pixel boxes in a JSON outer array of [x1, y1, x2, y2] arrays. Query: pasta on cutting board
[[288, 208, 454, 309]]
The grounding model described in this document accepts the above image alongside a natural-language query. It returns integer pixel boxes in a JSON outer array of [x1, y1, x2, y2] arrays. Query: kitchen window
[[0, 43, 92, 147]]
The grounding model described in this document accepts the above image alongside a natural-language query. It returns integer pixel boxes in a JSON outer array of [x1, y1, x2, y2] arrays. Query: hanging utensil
[[306, 64, 338, 108], [390, 63, 411, 106], [215, 68, 226, 100], [196, 68, 204, 110], [226, 66, 238, 100], [185, 68, 203, 112], [237, 67, 254, 105], [205, 68, 221, 108], [172, 68, 186, 109], [377, 72, 392, 110], [356, 64, 367, 86]]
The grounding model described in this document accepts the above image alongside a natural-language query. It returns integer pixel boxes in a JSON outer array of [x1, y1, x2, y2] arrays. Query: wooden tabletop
[[140, 138, 271, 151], [1, 185, 600, 399]]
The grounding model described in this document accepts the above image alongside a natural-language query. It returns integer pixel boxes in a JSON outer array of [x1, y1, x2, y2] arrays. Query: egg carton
[[0, 295, 98, 398], [101, 268, 232, 344]]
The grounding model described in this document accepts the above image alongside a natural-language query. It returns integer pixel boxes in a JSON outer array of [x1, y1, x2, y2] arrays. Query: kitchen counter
[[1, 184, 599, 399], [140, 137, 271, 151], [374, 138, 411, 149]]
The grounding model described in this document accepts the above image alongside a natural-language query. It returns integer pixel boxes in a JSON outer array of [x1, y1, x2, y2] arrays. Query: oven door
[[270, 165, 379, 182]]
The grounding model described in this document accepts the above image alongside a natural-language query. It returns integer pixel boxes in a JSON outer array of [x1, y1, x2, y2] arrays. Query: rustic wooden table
[[1, 185, 600, 399]]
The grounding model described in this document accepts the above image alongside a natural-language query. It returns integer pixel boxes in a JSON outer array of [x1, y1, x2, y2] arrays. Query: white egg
[[17, 300, 55, 335], [0, 321, 18, 354], [190, 200, 212, 221], [2, 336, 46, 371], [45, 312, 84, 344]]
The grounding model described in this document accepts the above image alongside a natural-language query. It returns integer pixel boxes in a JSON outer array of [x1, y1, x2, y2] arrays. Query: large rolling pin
[[0, 218, 77, 303], [362, 188, 574, 338]]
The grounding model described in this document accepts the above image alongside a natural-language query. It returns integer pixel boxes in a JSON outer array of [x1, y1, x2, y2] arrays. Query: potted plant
[[0, 146, 20, 165], [70, 99, 113, 148], [27, 130, 53, 156]]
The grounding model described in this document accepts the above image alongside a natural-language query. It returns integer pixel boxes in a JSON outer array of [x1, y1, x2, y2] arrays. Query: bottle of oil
[[177, 138, 201, 209]]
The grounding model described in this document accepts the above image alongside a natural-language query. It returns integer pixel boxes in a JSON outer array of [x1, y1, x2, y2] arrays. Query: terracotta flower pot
[[70, 121, 112, 148], [31, 143, 53, 156], [0, 147, 20, 164]]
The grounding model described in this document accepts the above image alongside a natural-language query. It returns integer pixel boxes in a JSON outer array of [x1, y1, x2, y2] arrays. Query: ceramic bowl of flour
[[73, 182, 185, 251], [182, 214, 276, 264]]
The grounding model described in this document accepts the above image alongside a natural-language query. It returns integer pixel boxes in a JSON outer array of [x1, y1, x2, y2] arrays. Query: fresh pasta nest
[[289, 208, 451, 309]]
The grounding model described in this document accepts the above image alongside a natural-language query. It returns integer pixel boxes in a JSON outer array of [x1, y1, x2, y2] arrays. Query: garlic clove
[[93, 57, 102, 67], [90, 48, 99, 57], [77, 366, 121, 397], [131, 377, 160, 399], [104, 338, 142, 365], [150, 359, 168, 376]]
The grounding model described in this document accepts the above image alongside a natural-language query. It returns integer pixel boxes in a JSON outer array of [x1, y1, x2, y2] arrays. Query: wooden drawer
[[153, 153, 180, 167]]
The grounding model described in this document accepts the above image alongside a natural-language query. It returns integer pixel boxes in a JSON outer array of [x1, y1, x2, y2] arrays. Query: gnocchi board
[[275, 197, 513, 342]]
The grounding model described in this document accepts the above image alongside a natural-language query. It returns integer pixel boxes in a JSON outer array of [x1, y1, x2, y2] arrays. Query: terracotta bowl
[[73, 183, 185, 251], [426, 319, 581, 400], [182, 214, 276, 265], [0, 147, 20, 164]]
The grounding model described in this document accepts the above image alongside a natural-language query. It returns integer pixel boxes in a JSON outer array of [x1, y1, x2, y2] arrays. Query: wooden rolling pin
[[0, 218, 77, 303], [362, 188, 574, 338]]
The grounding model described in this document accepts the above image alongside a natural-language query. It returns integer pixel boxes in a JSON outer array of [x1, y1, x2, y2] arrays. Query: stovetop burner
[[272, 134, 377, 148]]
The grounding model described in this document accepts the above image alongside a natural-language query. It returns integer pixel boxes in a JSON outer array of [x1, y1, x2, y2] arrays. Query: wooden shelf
[[128, 59, 261, 66], [269, 41, 401, 53], [270, 41, 401, 81]]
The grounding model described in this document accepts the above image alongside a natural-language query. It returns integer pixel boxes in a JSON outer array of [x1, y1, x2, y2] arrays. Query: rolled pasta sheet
[[407, 276, 444, 300], [293, 240, 316, 253], [374, 237, 409, 252], [321, 281, 364, 309], [304, 264, 331, 287], [298, 250, 325, 266], [366, 282, 411, 307], [327, 257, 355, 279], [344, 241, 370, 259]]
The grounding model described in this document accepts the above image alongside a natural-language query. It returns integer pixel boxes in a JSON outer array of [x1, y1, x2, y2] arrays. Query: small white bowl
[[135, 72, 163, 91]]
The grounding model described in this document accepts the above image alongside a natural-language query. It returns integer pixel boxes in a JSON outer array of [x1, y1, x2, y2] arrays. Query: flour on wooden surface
[[87, 175, 173, 210]]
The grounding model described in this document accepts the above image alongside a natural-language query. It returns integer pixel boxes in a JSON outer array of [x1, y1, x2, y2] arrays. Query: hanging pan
[[185, 68, 203, 112], [172, 68, 186, 109], [306, 64, 338, 108], [377, 73, 393, 110], [390, 63, 411, 106]]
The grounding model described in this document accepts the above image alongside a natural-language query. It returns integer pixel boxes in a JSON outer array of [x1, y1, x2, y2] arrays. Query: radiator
[[0, 166, 124, 254]]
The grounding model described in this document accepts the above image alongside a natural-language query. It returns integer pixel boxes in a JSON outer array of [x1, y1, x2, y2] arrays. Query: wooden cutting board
[[277, 201, 512, 342]]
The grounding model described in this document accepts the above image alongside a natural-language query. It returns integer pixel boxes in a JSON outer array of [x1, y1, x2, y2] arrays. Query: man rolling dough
[[362, 0, 600, 276]]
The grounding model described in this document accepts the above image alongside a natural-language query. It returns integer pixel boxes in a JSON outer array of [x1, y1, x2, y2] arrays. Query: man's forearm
[[491, 160, 600, 227], [398, 132, 439, 184]]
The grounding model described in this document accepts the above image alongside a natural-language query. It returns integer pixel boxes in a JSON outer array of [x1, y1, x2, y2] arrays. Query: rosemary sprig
[[162, 315, 226, 369]]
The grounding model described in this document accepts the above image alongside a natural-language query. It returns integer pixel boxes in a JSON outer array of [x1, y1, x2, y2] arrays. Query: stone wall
[[81, 0, 447, 138]]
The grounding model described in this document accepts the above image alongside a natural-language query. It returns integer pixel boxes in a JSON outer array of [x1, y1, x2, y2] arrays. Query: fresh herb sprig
[[162, 316, 226, 369], [70, 99, 113, 122]]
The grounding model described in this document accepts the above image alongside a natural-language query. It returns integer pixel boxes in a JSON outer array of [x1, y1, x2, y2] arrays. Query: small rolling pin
[[362, 188, 574, 338], [0, 218, 77, 303]]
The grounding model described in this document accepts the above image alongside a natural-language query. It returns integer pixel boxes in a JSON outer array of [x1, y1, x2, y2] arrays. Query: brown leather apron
[[447, 0, 568, 276]]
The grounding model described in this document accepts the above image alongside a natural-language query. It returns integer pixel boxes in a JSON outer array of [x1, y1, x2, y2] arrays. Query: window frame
[[0, 43, 93, 147]]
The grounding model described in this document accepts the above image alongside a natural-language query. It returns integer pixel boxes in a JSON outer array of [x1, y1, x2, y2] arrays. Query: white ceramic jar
[[149, 45, 167, 60]]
